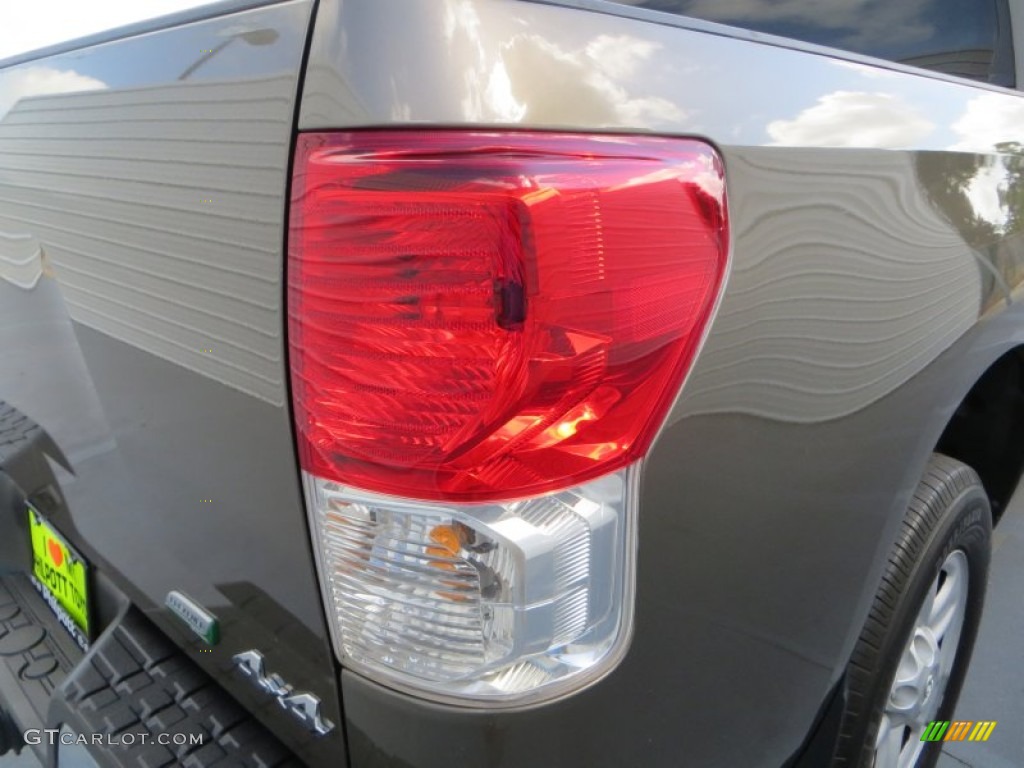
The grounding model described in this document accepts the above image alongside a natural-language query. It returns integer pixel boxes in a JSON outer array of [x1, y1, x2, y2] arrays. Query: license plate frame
[[27, 505, 91, 651]]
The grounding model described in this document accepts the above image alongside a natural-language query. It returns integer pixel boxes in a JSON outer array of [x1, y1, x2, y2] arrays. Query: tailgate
[[0, 1, 344, 763]]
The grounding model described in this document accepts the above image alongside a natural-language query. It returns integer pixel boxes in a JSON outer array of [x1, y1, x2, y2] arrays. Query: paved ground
[[3, 487, 1024, 767], [936, 481, 1024, 768]]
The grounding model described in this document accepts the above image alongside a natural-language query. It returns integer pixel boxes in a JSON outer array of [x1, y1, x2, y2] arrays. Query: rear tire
[[832, 454, 991, 768]]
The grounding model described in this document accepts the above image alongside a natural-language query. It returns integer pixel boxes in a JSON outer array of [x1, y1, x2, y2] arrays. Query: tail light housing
[[289, 131, 728, 705]]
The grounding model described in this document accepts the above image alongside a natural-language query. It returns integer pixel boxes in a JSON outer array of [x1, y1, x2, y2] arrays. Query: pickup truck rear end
[[2, 1, 1023, 767]]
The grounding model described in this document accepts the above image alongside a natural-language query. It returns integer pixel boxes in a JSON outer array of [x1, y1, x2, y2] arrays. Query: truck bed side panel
[[297, 1, 1024, 766]]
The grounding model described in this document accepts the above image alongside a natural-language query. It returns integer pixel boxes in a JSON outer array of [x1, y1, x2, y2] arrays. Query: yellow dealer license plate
[[27, 505, 90, 651]]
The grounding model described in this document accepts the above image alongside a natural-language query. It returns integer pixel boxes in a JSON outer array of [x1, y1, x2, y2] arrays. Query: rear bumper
[[0, 574, 75, 760], [0, 572, 300, 767], [0, 402, 300, 766]]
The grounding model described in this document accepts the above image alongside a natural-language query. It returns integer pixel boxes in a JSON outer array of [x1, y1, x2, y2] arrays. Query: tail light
[[289, 131, 728, 705]]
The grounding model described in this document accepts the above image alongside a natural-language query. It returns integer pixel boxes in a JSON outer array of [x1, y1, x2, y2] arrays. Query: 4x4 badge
[[233, 650, 335, 736]]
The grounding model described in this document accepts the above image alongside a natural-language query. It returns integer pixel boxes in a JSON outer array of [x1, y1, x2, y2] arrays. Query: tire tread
[[832, 455, 990, 767]]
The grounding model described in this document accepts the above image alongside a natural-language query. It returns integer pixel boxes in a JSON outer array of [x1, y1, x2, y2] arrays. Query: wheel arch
[[935, 344, 1024, 523]]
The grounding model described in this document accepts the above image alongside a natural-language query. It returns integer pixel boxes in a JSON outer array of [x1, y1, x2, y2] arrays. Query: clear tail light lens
[[304, 468, 635, 703], [289, 131, 728, 705]]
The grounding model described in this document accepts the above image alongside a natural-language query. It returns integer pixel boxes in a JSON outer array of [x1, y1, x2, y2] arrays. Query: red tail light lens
[[288, 131, 727, 502]]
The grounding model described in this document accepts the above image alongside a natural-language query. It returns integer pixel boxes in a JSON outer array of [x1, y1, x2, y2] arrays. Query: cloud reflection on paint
[[949, 93, 1024, 154], [767, 90, 934, 149], [0, 65, 106, 121], [443, 0, 685, 127]]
